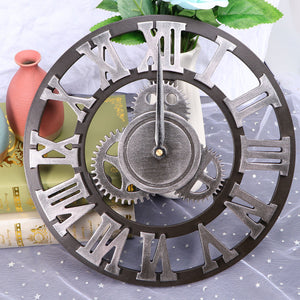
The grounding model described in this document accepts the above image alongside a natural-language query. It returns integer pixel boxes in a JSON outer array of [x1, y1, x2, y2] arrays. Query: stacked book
[[0, 95, 134, 248]]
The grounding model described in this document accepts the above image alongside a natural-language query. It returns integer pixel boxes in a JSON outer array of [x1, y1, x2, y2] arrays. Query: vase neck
[[15, 50, 41, 68]]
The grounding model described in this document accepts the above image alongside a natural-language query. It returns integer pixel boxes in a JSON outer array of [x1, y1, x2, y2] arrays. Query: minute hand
[[155, 42, 165, 153]]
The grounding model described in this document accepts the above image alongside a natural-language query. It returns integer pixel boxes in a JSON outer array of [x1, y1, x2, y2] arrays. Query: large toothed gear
[[91, 130, 150, 204], [132, 82, 190, 120], [175, 147, 224, 201]]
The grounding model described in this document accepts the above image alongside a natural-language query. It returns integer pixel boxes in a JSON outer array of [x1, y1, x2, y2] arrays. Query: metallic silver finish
[[41, 75, 97, 123], [175, 147, 223, 201], [224, 74, 282, 128], [77, 31, 130, 91], [91, 130, 150, 204], [198, 223, 238, 273], [225, 183, 278, 239], [118, 111, 201, 194], [240, 136, 290, 176], [29, 131, 80, 168], [155, 41, 165, 153], [76, 213, 129, 275], [35, 173, 95, 237], [133, 83, 189, 120], [137, 21, 185, 73], [23, 15, 295, 286], [137, 232, 177, 282], [195, 36, 236, 88]]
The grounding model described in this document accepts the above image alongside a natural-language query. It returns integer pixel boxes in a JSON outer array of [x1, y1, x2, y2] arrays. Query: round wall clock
[[24, 15, 295, 286]]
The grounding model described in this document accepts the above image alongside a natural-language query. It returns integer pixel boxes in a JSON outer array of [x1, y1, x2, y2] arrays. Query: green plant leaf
[[90, 16, 145, 45], [156, 1, 170, 14], [217, 0, 283, 29], [112, 31, 146, 45], [196, 9, 220, 27], [178, 9, 195, 18], [118, 0, 155, 19], [90, 16, 122, 32], [96, 0, 118, 12]]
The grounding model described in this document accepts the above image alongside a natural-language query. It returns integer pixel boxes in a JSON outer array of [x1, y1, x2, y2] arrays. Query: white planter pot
[[175, 43, 206, 146], [162, 43, 206, 198]]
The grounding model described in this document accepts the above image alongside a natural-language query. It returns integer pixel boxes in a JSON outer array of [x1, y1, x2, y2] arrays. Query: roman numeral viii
[[36, 173, 95, 237]]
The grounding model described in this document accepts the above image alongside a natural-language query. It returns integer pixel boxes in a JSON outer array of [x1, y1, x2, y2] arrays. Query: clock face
[[24, 15, 295, 286]]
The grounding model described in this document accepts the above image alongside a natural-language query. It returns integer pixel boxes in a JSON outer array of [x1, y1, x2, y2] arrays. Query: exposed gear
[[175, 147, 224, 201], [91, 130, 150, 205], [132, 82, 190, 120]]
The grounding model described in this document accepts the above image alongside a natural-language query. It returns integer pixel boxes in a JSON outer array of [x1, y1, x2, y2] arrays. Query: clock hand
[[154, 41, 166, 158]]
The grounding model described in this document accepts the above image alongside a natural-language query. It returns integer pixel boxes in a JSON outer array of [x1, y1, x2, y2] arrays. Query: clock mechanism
[[24, 16, 295, 286]]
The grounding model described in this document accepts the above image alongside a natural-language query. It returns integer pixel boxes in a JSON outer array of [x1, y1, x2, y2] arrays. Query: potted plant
[[91, 0, 283, 50]]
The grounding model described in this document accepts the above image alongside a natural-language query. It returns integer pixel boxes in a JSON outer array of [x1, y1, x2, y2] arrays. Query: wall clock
[[24, 15, 295, 286]]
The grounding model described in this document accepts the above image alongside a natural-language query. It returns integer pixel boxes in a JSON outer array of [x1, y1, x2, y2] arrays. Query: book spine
[[0, 185, 36, 214], [0, 202, 135, 248], [0, 211, 102, 248]]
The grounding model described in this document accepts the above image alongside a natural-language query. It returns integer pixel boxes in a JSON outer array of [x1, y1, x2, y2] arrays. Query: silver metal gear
[[91, 130, 150, 205], [175, 147, 224, 201], [132, 82, 190, 120]]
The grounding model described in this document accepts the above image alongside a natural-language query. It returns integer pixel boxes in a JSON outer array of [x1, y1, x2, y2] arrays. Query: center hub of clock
[[118, 111, 201, 194]]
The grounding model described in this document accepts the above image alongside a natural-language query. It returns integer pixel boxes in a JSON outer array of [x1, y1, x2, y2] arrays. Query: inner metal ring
[[118, 111, 201, 194]]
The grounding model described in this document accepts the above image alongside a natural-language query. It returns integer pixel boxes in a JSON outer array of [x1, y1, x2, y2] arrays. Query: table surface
[[0, 88, 299, 300]]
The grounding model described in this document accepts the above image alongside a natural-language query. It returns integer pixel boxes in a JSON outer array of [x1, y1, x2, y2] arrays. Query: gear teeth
[[91, 130, 150, 205], [132, 82, 189, 120], [175, 146, 224, 201]]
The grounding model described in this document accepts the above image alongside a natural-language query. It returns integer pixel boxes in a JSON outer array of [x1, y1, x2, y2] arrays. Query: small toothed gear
[[175, 147, 224, 201], [91, 130, 150, 204], [132, 82, 190, 120]]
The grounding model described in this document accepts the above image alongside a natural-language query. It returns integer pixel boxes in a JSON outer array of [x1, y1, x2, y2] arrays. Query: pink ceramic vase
[[6, 50, 64, 141]]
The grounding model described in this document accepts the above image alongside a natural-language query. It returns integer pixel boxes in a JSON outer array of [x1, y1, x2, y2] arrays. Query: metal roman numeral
[[224, 74, 282, 127], [225, 183, 277, 239], [137, 21, 186, 73], [29, 131, 80, 168], [41, 76, 97, 122], [137, 232, 177, 282], [240, 136, 290, 176], [77, 31, 130, 90], [76, 213, 129, 275], [198, 223, 238, 273], [195, 36, 236, 88], [36, 173, 95, 236]]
